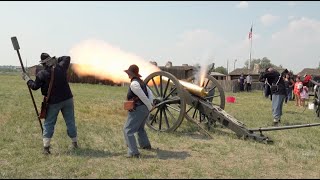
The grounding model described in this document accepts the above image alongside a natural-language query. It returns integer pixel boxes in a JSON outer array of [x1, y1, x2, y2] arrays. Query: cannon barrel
[[178, 79, 208, 97], [161, 77, 208, 97]]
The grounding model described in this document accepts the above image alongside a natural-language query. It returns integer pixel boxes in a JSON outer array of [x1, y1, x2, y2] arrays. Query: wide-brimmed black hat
[[39, 52, 51, 64], [124, 64, 142, 78]]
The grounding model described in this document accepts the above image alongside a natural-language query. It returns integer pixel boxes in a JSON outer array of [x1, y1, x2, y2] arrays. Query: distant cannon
[[144, 71, 271, 143]]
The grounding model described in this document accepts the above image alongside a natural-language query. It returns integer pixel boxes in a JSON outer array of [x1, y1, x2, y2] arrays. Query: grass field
[[1, 74, 320, 178]]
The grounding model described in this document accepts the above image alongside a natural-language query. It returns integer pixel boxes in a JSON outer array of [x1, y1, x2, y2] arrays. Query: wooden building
[[296, 68, 320, 80], [159, 65, 195, 80], [210, 72, 227, 80]]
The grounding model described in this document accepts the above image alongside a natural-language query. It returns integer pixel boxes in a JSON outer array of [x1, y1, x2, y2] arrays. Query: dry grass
[[0, 74, 320, 178]]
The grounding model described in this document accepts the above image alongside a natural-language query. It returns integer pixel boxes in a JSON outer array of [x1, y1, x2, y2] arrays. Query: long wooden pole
[[11, 37, 43, 134], [249, 123, 320, 132]]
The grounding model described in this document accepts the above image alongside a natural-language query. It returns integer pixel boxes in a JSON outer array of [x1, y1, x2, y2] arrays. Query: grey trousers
[[44, 98, 77, 139], [272, 94, 286, 121], [123, 105, 151, 155]]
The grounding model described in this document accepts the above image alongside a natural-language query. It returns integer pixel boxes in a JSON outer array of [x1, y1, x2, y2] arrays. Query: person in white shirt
[[246, 74, 252, 92], [123, 64, 154, 158]]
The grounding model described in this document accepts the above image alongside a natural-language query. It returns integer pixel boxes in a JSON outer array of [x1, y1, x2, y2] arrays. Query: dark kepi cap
[[39, 53, 51, 64], [124, 64, 142, 78]]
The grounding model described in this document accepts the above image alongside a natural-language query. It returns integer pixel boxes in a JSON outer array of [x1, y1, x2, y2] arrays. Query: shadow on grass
[[177, 123, 228, 140], [66, 148, 123, 158], [181, 132, 212, 140], [285, 110, 304, 115], [141, 148, 191, 160], [64, 147, 191, 160], [176, 123, 241, 141]]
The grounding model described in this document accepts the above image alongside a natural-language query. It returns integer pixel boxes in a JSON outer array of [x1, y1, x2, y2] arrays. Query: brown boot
[[43, 146, 51, 155], [72, 142, 78, 149], [273, 119, 280, 127], [142, 145, 152, 150]]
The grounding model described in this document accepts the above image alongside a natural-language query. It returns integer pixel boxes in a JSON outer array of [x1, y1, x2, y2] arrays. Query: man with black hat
[[123, 64, 154, 158], [259, 67, 287, 126], [22, 53, 78, 155]]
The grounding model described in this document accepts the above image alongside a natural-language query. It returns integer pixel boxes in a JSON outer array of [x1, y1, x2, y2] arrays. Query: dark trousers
[[240, 83, 244, 91], [246, 83, 251, 92], [264, 85, 272, 100]]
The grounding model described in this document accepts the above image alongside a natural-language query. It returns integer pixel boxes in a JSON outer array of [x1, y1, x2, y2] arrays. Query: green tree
[[244, 57, 275, 70], [244, 59, 261, 69], [214, 66, 228, 75], [260, 57, 273, 69]]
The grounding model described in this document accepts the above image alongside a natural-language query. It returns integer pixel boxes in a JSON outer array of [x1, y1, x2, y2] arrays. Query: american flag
[[248, 25, 252, 39]]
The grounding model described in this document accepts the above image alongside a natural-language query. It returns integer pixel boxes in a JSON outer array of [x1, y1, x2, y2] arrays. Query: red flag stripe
[[248, 26, 253, 39]]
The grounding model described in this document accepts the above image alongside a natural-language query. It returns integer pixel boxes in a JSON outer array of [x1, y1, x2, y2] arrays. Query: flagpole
[[227, 59, 229, 74], [249, 22, 253, 71], [249, 34, 252, 71]]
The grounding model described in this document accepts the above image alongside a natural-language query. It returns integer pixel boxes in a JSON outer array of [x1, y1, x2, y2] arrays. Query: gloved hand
[[22, 72, 31, 82]]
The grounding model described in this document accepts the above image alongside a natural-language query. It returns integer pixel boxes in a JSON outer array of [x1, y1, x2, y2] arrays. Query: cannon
[[310, 79, 320, 117], [144, 71, 271, 143]]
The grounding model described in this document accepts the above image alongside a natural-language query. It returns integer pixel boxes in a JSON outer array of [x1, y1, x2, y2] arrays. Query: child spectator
[[294, 76, 303, 107]]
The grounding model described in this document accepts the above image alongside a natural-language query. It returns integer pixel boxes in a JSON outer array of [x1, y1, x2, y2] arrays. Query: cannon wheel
[[185, 75, 225, 127], [310, 80, 320, 118], [201, 75, 225, 109], [144, 71, 186, 132]]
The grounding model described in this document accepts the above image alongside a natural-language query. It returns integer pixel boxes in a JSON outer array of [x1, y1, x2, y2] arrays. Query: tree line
[[195, 57, 282, 75]]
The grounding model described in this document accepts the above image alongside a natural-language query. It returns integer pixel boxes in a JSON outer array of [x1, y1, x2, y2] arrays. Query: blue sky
[[1, 1, 320, 73]]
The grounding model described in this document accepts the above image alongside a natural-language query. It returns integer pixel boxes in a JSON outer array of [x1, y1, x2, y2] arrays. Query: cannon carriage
[[143, 71, 271, 143], [143, 70, 320, 143]]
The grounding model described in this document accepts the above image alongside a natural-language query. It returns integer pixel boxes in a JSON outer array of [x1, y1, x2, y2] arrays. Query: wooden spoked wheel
[[144, 71, 186, 132], [185, 75, 225, 128], [314, 85, 320, 117]]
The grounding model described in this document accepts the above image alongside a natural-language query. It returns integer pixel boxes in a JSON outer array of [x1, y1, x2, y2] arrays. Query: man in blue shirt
[[22, 53, 78, 154]]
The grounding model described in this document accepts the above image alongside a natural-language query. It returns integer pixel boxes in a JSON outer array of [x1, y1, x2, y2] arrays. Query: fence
[[216, 80, 264, 92]]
